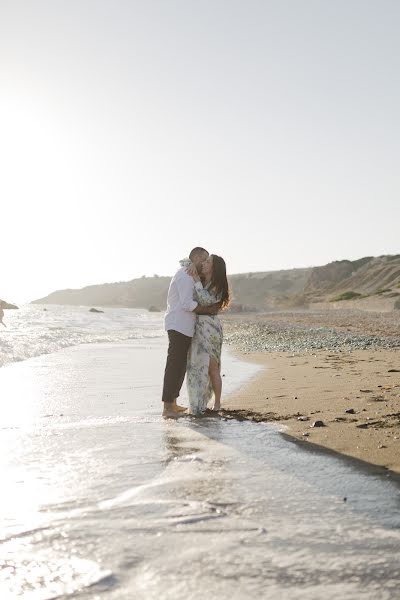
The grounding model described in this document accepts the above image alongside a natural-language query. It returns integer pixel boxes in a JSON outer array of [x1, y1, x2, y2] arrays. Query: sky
[[1, 0, 399, 303]]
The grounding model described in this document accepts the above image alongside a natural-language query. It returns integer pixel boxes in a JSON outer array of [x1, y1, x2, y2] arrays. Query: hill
[[302, 254, 400, 311], [31, 254, 400, 311]]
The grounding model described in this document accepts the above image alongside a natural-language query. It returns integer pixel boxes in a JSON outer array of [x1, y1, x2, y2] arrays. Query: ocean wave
[[0, 305, 165, 368]]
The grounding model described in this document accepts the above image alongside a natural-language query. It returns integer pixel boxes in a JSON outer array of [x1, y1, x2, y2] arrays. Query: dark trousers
[[162, 330, 192, 404]]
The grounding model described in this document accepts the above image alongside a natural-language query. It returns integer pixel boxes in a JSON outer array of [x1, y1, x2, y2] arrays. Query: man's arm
[[194, 303, 219, 315], [176, 272, 198, 312], [176, 271, 219, 315]]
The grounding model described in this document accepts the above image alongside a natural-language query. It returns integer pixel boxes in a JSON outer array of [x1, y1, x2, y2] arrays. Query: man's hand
[[194, 303, 219, 315]]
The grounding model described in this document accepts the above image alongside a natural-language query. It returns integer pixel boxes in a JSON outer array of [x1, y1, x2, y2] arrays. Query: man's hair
[[189, 247, 208, 261]]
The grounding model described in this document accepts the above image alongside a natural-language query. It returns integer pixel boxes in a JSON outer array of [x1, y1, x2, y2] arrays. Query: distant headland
[[0, 300, 19, 309]]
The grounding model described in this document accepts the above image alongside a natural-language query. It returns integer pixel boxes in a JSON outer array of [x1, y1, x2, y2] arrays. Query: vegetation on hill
[[330, 291, 363, 302]]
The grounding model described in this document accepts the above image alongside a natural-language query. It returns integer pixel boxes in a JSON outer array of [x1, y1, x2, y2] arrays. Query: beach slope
[[223, 311, 400, 473]]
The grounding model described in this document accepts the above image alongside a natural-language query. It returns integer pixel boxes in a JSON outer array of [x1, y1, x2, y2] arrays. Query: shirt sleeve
[[176, 273, 198, 312], [194, 281, 217, 306]]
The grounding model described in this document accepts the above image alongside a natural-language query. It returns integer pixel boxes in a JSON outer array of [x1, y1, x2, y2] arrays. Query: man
[[162, 247, 218, 418]]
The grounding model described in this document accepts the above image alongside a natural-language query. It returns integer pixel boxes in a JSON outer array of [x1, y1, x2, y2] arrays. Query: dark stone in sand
[[388, 369, 400, 372], [311, 420, 326, 427], [360, 389, 373, 393], [89, 308, 104, 313], [345, 408, 356, 414]]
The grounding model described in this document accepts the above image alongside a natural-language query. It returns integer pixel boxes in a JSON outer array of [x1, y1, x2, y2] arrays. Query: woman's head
[[204, 254, 230, 309]]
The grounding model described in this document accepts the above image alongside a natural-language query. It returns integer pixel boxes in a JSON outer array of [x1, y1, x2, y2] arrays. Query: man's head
[[189, 247, 209, 271]]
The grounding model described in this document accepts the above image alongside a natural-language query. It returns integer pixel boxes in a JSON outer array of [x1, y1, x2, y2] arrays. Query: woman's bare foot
[[212, 402, 221, 411]]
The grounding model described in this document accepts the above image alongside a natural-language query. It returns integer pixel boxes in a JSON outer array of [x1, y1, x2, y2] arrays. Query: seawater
[[0, 307, 400, 599], [0, 304, 165, 368]]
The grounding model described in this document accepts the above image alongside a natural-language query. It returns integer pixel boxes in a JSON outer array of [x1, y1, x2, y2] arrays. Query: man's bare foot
[[170, 400, 186, 412], [162, 404, 187, 419]]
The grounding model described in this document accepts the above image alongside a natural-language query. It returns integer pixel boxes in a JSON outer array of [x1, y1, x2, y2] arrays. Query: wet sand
[[221, 311, 400, 474]]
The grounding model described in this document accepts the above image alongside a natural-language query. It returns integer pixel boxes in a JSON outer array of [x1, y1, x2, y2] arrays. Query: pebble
[[259, 527, 268, 534], [298, 416, 309, 421], [311, 420, 326, 428], [345, 408, 356, 414], [223, 313, 400, 354]]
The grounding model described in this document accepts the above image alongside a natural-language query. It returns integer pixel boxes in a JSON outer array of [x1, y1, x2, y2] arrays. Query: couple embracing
[[162, 247, 230, 418]]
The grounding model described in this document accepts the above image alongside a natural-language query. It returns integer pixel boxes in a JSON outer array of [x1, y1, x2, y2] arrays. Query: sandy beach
[[222, 310, 400, 474]]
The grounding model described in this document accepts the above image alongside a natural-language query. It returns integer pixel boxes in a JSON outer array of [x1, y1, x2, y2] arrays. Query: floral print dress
[[187, 282, 223, 415]]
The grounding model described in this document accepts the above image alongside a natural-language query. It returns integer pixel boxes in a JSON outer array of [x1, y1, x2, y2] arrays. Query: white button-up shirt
[[164, 267, 204, 337]]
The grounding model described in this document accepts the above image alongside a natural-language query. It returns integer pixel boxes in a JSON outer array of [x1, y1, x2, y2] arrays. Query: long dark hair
[[209, 255, 230, 309]]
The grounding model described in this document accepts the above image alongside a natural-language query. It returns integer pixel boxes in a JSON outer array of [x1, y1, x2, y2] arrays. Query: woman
[[186, 255, 230, 415]]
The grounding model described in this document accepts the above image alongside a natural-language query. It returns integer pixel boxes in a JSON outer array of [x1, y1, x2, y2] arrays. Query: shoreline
[[1, 308, 399, 475], [221, 310, 400, 474]]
